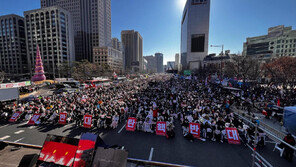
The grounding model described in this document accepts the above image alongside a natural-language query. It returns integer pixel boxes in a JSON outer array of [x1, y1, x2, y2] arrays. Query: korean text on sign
[[126, 117, 137, 131], [225, 127, 241, 144], [83, 115, 92, 128], [156, 122, 166, 136], [59, 113, 67, 125], [189, 123, 200, 138], [28, 113, 41, 125], [9, 112, 22, 122]]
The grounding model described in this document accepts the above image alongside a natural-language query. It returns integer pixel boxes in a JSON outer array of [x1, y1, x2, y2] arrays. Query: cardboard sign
[[189, 123, 200, 138], [59, 113, 67, 125], [156, 122, 166, 136], [28, 113, 41, 125], [9, 112, 22, 122], [226, 127, 241, 144], [126, 117, 137, 131], [83, 115, 92, 128]]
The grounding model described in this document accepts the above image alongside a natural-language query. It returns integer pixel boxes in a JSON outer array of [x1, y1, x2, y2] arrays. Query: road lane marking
[[14, 130, 24, 134], [14, 137, 25, 142], [149, 147, 154, 161], [0, 135, 10, 140], [0, 125, 8, 129], [19, 122, 28, 126], [64, 123, 74, 128], [117, 125, 126, 133], [29, 126, 35, 129]]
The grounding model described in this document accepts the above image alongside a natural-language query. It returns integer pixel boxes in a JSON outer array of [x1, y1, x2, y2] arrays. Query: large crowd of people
[[0, 75, 275, 143], [0, 74, 295, 161]]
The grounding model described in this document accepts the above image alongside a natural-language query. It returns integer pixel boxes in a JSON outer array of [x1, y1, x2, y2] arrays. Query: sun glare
[[177, 0, 187, 11]]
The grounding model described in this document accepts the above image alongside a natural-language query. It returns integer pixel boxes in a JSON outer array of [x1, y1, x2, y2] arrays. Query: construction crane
[[210, 44, 224, 55]]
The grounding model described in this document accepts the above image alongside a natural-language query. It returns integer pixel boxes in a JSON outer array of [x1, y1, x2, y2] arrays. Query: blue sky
[[1, 0, 296, 64]]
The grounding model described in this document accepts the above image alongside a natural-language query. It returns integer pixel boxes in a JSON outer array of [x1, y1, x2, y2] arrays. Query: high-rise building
[[155, 53, 164, 73], [93, 46, 123, 73], [41, 0, 112, 62], [24, 6, 75, 78], [121, 30, 143, 72], [144, 55, 157, 73], [181, 0, 210, 70], [0, 14, 28, 75], [112, 38, 122, 51], [243, 25, 296, 60], [175, 53, 181, 71]]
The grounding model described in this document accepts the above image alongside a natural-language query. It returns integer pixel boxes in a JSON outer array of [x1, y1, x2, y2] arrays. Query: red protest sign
[[9, 112, 22, 122], [126, 117, 137, 131], [83, 115, 92, 128], [189, 123, 200, 138], [156, 122, 166, 136], [59, 113, 67, 125], [39, 141, 77, 166], [27, 113, 41, 125], [226, 127, 241, 144]]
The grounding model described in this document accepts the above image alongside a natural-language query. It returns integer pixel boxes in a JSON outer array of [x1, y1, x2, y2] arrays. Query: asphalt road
[[0, 119, 295, 167]]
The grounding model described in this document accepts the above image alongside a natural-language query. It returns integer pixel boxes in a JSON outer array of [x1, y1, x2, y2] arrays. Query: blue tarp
[[284, 106, 296, 136]]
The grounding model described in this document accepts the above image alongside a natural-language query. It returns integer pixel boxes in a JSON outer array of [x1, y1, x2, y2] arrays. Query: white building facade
[[243, 25, 296, 60], [181, 0, 210, 70]]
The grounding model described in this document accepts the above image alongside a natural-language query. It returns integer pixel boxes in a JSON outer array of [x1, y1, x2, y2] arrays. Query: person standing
[[283, 133, 296, 162]]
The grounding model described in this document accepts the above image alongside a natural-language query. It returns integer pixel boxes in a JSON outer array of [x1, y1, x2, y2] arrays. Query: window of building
[[191, 34, 205, 52]]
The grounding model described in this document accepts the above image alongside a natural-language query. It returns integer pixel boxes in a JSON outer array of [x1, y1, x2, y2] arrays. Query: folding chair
[[273, 143, 285, 157]]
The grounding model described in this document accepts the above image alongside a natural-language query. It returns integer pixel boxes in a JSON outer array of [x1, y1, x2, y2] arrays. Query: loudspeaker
[[18, 154, 39, 167]]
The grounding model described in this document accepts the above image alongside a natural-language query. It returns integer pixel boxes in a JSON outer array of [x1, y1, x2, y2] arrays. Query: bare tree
[[224, 55, 261, 81], [262, 56, 296, 87]]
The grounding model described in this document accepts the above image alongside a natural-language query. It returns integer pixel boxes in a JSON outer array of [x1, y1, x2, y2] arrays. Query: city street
[[0, 119, 295, 167]]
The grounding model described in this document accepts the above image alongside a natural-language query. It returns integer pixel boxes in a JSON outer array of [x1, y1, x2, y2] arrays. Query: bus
[[85, 78, 111, 87]]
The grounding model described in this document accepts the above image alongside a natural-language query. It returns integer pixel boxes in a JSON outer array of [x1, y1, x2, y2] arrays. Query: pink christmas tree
[[32, 45, 46, 82]]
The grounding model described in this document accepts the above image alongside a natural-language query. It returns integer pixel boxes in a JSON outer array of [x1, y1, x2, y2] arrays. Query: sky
[[1, 0, 296, 64]]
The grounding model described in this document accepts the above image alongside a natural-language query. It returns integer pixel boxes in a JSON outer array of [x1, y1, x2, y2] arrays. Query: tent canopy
[[284, 106, 296, 136]]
